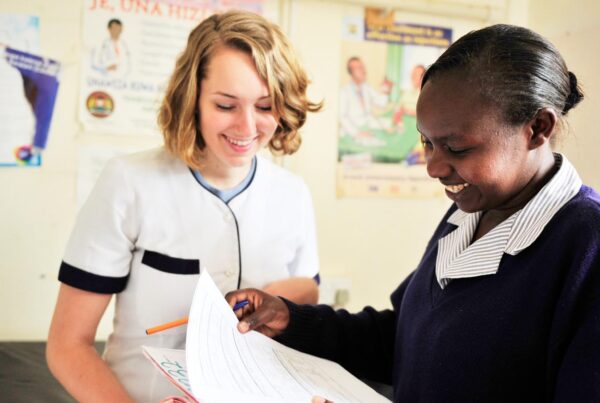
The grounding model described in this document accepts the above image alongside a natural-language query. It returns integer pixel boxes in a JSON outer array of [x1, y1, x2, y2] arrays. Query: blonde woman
[[47, 10, 322, 402]]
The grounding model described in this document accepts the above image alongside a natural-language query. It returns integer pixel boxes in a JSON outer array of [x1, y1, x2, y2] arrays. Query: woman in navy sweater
[[226, 24, 600, 402]]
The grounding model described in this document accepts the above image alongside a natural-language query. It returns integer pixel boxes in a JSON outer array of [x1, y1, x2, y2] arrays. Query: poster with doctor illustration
[[336, 8, 451, 198]]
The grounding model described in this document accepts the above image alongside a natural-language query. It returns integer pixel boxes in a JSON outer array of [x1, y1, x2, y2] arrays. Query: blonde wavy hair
[[158, 10, 322, 169]]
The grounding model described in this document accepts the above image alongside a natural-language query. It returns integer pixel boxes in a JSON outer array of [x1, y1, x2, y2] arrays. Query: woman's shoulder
[[255, 155, 308, 191], [560, 184, 600, 217], [552, 184, 600, 235]]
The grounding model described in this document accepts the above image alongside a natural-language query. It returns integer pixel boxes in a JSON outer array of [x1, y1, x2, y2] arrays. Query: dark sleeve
[[58, 261, 128, 294], [272, 206, 459, 384], [275, 300, 396, 384], [553, 292, 600, 402], [551, 198, 600, 401]]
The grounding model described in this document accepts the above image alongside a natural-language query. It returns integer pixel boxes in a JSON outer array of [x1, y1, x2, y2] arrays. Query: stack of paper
[[143, 271, 390, 403]]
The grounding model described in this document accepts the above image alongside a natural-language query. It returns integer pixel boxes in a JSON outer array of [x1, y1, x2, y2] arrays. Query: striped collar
[[436, 154, 582, 289]]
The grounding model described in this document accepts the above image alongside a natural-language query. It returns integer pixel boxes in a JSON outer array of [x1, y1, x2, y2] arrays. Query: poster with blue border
[[0, 46, 60, 167]]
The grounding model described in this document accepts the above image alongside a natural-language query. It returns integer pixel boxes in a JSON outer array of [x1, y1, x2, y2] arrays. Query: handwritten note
[[142, 347, 197, 402]]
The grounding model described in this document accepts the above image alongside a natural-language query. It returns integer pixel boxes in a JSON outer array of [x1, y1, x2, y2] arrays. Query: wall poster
[[0, 12, 60, 167], [79, 0, 265, 136], [337, 8, 451, 198]]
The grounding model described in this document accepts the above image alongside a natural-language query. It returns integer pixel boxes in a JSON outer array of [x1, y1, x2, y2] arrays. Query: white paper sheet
[[183, 270, 391, 403]]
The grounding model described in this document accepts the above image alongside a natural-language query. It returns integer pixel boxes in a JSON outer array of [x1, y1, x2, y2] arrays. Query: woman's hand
[[225, 288, 290, 338], [159, 396, 194, 402]]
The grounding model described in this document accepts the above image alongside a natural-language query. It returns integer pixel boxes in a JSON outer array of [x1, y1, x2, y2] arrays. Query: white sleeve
[[288, 180, 320, 279], [58, 158, 138, 293]]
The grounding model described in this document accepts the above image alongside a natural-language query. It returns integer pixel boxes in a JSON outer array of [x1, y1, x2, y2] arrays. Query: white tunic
[[59, 147, 319, 402]]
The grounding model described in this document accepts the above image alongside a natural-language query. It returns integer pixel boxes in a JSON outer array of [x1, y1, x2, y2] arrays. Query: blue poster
[[0, 47, 61, 166]]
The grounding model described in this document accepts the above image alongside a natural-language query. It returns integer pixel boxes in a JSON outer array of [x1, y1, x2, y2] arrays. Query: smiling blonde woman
[[47, 10, 322, 402]]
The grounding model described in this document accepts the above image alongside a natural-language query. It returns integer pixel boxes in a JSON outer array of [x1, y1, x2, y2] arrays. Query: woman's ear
[[527, 107, 557, 149]]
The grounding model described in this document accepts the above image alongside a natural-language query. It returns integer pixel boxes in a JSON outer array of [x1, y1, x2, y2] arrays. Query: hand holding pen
[[225, 288, 290, 338]]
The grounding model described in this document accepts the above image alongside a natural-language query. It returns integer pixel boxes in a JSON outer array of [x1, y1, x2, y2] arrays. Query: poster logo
[[13, 145, 41, 166], [86, 91, 114, 117]]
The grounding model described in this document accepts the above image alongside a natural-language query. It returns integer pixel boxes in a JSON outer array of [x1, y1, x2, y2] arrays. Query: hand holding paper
[[144, 271, 390, 403], [225, 288, 290, 337]]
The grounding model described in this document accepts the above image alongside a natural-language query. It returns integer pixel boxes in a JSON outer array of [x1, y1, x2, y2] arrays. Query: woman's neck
[[197, 155, 253, 190]]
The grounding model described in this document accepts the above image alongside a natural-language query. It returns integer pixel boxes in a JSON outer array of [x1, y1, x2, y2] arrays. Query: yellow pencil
[[145, 300, 249, 335], [145, 316, 188, 335]]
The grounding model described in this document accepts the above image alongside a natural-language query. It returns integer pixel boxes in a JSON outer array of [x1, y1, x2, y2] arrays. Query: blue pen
[[233, 300, 249, 311]]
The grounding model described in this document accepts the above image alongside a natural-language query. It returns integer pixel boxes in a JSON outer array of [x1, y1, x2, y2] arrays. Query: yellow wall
[[528, 0, 600, 191]]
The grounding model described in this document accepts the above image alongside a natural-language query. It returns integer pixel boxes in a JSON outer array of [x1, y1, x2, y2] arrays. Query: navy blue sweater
[[277, 186, 600, 402]]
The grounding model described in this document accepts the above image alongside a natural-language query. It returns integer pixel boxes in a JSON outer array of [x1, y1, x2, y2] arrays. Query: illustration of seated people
[[92, 18, 130, 76], [395, 64, 427, 165], [0, 45, 36, 164], [339, 56, 391, 147]]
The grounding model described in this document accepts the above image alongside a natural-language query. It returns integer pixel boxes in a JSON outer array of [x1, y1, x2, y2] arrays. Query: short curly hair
[[158, 10, 322, 170]]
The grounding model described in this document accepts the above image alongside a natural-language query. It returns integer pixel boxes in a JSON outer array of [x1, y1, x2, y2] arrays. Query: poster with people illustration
[[79, 0, 265, 135], [337, 8, 452, 198]]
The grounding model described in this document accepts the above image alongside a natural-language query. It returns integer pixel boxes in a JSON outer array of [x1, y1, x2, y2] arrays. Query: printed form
[[145, 270, 390, 403]]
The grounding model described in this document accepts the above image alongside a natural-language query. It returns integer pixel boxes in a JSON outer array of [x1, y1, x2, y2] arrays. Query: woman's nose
[[425, 148, 452, 179], [235, 108, 257, 136]]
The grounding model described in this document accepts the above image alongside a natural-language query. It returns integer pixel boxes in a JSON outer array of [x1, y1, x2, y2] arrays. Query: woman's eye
[[216, 104, 234, 111], [447, 146, 471, 155], [256, 105, 272, 112], [420, 135, 432, 148]]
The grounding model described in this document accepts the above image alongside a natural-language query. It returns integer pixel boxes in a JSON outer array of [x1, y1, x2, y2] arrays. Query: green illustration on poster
[[338, 44, 424, 164], [337, 8, 452, 198]]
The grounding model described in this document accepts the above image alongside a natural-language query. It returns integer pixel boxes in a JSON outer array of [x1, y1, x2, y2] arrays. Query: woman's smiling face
[[417, 71, 538, 214], [198, 45, 278, 172]]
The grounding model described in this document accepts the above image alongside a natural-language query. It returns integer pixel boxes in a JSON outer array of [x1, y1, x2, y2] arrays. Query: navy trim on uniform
[[141, 250, 200, 275], [313, 273, 321, 285], [188, 160, 259, 289], [226, 204, 243, 289], [227, 157, 257, 205], [189, 157, 257, 204], [59, 261, 129, 294]]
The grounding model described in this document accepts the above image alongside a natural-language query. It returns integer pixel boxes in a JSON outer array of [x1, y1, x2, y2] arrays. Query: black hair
[[422, 24, 583, 124], [107, 19, 122, 28]]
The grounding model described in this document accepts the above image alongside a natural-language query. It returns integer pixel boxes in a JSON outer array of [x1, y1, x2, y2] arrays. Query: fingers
[[225, 288, 262, 310], [226, 289, 290, 336], [226, 289, 267, 320], [236, 305, 275, 333], [160, 397, 193, 403]]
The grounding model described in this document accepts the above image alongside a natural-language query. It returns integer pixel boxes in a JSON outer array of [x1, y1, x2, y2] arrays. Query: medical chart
[[144, 270, 390, 403]]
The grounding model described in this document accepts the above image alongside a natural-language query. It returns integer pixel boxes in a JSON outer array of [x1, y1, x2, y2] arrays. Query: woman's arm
[[226, 288, 396, 384], [262, 277, 319, 304], [46, 284, 134, 403]]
